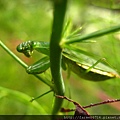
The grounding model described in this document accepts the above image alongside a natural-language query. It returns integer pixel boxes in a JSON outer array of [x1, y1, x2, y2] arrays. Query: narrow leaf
[[64, 25, 120, 44]]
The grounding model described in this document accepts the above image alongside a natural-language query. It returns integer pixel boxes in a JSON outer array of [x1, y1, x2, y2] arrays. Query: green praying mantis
[[17, 40, 120, 81]]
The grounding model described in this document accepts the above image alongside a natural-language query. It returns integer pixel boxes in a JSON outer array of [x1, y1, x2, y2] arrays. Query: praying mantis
[[17, 40, 120, 82]]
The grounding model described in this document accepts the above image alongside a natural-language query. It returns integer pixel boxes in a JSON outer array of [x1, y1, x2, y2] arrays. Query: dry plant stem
[[83, 99, 120, 109], [97, 90, 120, 111], [56, 95, 120, 112]]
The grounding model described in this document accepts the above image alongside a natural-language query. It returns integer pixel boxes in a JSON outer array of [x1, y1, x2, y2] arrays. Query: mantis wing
[[62, 46, 120, 81]]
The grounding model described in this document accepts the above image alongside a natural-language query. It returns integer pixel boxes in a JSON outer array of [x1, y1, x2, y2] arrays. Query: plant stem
[[50, 0, 67, 115], [30, 90, 52, 102], [0, 40, 53, 88], [64, 25, 120, 44], [0, 40, 27, 68]]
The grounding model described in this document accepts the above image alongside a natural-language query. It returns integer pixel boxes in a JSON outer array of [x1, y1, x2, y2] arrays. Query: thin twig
[[83, 99, 120, 109]]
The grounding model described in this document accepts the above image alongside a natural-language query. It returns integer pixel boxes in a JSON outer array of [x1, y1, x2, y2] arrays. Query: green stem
[[0, 40, 53, 88], [0, 40, 27, 68], [64, 25, 120, 44], [50, 0, 67, 115], [30, 90, 52, 102]]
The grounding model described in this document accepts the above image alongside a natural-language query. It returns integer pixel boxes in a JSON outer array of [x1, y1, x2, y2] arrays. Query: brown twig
[[83, 98, 120, 109]]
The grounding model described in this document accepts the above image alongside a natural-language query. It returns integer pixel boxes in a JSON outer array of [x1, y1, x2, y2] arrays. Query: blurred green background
[[0, 0, 120, 115]]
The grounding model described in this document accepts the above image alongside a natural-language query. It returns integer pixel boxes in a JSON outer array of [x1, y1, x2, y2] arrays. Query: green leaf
[[63, 25, 120, 44], [0, 86, 47, 114]]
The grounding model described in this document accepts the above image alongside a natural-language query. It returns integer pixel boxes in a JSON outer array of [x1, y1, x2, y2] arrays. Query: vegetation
[[0, 0, 120, 117]]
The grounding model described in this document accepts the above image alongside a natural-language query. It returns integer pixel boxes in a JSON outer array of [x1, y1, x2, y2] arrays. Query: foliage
[[0, 0, 120, 116]]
